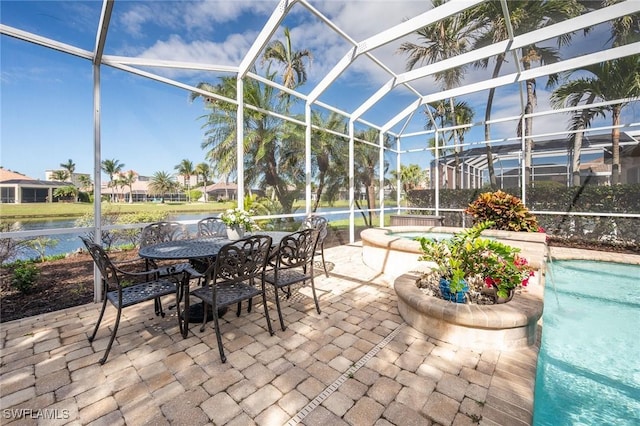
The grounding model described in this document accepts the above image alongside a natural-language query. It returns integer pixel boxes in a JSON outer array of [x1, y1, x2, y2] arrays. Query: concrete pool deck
[[1, 243, 638, 425]]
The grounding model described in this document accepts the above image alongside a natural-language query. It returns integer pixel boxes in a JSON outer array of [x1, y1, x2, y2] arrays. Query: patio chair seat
[[191, 281, 262, 311], [264, 269, 309, 288], [105, 280, 176, 309]]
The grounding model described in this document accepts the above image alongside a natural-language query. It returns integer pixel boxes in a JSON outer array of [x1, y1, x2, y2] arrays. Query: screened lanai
[[2, 1, 639, 280]]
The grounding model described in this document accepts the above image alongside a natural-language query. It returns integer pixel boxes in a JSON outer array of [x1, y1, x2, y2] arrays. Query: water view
[[6, 208, 356, 261]]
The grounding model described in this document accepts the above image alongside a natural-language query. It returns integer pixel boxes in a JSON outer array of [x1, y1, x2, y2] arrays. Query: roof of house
[[0, 169, 35, 183]]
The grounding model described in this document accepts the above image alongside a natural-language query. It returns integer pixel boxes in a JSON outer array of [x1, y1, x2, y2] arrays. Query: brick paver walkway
[[0, 243, 552, 426]]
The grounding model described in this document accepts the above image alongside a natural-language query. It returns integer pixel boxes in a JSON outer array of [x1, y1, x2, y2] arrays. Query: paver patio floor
[[1, 243, 546, 426]]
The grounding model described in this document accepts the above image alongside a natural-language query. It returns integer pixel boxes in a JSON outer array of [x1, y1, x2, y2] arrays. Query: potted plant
[[465, 190, 539, 232], [220, 207, 256, 239], [417, 221, 534, 303]]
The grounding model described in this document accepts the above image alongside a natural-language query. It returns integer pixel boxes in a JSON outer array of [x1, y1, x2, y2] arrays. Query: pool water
[[389, 231, 454, 240], [533, 260, 640, 425]]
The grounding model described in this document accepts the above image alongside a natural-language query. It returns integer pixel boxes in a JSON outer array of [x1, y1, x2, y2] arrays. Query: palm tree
[[174, 159, 194, 202], [195, 162, 211, 202], [310, 111, 347, 211], [353, 129, 391, 227], [119, 170, 137, 203], [50, 170, 68, 182], [508, 1, 585, 185], [425, 100, 474, 188], [468, 0, 584, 188], [391, 164, 427, 198], [148, 171, 177, 202], [552, 56, 640, 185], [190, 69, 303, 214], [262, 27, 313, 90], [398, 0, 478, 189], [59, 159, 75, 182], [77, 174, 93, 193], [101, 158, 124, 202]]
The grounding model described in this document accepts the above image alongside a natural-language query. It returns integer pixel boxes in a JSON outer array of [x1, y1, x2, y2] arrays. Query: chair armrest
[[112, 263, 170, 280], [181, 265, 206, 279]]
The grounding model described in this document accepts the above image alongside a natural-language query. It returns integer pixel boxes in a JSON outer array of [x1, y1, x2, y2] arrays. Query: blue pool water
[[533, 260, 640, 425], [389, 231, 454, 240]]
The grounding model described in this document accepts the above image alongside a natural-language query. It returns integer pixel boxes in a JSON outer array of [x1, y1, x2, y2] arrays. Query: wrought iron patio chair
[[80, 236, 177, 364], [264, 229, 321, 331], [299, 215, 329, 277], [188, 234, 274, 363], [139, 221, 192, 276], [196, 216, 227, 238]]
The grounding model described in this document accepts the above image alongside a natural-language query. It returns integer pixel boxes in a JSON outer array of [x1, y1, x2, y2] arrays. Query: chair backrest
[[140, 221, 189, 248], [80, 236, 119, 288], [274, 229, 319, 270], [206, 234, 273, 286], [197, 217, 226, 238], [300, 215, 328, 243]]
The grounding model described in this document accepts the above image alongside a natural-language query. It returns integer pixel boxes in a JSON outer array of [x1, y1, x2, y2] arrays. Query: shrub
[[465, 190, 538, 232], [12, 262, 40, 294]]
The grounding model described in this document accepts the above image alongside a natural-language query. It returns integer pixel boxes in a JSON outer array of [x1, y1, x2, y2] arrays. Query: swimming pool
[[533, 260, 640, 425]]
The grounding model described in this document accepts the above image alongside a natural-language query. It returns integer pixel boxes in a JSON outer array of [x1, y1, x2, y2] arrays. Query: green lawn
[[0, 201, 234, 220], [0, 199, 394, 222]]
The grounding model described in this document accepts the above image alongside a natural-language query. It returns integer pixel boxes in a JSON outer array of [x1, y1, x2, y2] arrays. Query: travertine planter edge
[[395, 272, 544, 350]]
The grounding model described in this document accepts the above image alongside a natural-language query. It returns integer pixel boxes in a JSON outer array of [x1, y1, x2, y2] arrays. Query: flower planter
[[226, 226, 245, 240], [395, 272, 544, 350], [481, 286, 515, 304]]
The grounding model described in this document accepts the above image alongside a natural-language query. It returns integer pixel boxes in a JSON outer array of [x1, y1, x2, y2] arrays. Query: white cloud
[[140, 32, 256, 66]]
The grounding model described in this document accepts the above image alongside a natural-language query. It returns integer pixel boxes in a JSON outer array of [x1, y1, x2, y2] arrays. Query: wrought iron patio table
[[138, 232, 290, 338]]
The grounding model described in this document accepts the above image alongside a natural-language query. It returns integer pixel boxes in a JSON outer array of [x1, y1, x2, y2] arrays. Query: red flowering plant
[[479, 252, 535, 299]]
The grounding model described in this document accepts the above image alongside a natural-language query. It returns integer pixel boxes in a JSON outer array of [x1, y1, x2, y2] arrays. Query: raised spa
[[360, 226, 548, 350]]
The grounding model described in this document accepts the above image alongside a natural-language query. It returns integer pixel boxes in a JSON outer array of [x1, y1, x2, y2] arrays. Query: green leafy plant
[[465, 190, 539, 232], [12, 262, 40, 294], [417, 221, 534, 300]]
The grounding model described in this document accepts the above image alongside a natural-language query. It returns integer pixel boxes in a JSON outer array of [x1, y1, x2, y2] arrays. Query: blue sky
[[1, 0, 638, 182]]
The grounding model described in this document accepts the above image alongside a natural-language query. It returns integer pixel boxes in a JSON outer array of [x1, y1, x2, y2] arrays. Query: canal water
[[5, 208, 360, 262]]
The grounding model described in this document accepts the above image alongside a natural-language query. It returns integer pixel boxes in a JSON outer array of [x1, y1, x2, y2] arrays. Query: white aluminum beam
[[103, 55, 238, 73], [420, 42, 640, 105], [352, 0, 640, 122], [94, 0, 113, 64], [238, 0, 298, 78], [0, 24, 92, 60], [306, 0, 483, 103]]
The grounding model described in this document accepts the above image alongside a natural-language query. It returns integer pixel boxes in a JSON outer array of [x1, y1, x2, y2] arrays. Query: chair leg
[[199, 302, 209, 332], [261, 289, 274, 336], [100, 304, 122, 365], [236, 301, 242, 317], [320, 244, 329, 277], [89, 297, 109, 342], [154, 297, 165, 317], [273, 286, 287, 331], [212, 305, 226, 363], [310, 278, 321, 314]]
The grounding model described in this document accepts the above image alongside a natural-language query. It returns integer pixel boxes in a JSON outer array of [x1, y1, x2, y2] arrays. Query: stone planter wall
[[395, 272, 544, 350]]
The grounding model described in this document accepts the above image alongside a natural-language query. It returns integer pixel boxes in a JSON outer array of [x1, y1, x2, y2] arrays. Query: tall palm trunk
[[484, 54, 505, 189], [524, 77, 536, 187], [611, 105, 622, 184], [450, 97, 461, 189]]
